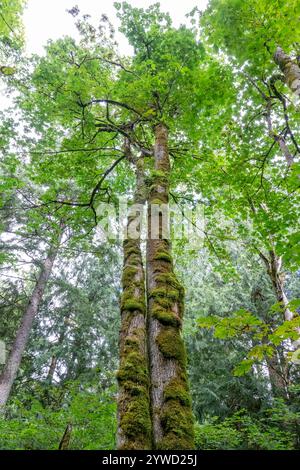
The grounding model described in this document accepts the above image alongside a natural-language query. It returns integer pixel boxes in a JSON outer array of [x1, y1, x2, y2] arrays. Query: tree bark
[[259, 248, 300, 396], [146, 123, 194, 450], [268, 250, 294, 322], [264, 98, 295, 169], [274, 47, 300, 97], [266, 353, 288, 398], [58, 423, 72, 450], [259, 249, 293, 321], [117, 156, 152, 449], [252, 286, 289, 398], [0, 235, 62, 408], [46, 355, 57, 383]]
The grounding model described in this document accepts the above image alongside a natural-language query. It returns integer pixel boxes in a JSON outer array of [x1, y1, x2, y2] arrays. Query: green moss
[[152, 306, 181, 327], [163, 378, 191, 407], [154, 251, 172, 263], [150, 175, 169, 186], [125, 246, 141, 258], [155, 273, 181, 289], [150, 198, 166, 205], [159, 368, 194, 449], [124, 335, 140, 350], [122, 382, 146, 396], [157, 434, 195, 450], [117, 351, 149, 387], [120, 394, 152, 440], [122, 266, 139, 287], [150, 287, 179, 301], [153, 297, 173, 309], [144, 175, 152, 187], [151, 170, 168, 179], [121, 289, 145, 313], [146, 170, 169, 193], [124, 238, 139, 248], [123, 328, 145, 353], [121, 298, 145, 312], [156, 328, 186, 366], [160, 400, 194, 440]]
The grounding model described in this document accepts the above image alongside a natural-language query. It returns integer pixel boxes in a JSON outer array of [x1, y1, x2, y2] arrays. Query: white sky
[[23, 0, 209, 55]]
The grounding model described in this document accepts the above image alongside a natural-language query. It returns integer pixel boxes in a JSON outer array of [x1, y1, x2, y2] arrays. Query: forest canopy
[[0, 0, 300, 451]]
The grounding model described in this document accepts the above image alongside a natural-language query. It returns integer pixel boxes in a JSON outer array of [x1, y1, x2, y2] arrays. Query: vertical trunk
[[259, 250, 293, 321], [266, 353, 289, 399], [0, 239, 61, 407], [252, 287, 288, 398], [46, 355, 58, 384], [268, 250, 293, 321], [58, 423, 72, 450], [146, 123, 194, 450], [264, 98, 295, 168], [46, 310, 72, 384], [117, 157, 152, 450], [269, 251, 300, 348], [274, 47, 300, 96], [259, 249, 300, 397]]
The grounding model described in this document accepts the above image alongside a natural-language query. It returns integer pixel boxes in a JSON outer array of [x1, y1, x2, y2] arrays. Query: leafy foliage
[[0, 380, 116, 450]]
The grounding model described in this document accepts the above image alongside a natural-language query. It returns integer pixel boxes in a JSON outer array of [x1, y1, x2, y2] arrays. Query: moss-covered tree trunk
[[146, 123, 194, 450], [117, 157, 152, 449]]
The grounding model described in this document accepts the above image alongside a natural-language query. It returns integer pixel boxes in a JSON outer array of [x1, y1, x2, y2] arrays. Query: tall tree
[[117, 151, 152, 449], [147, 123, 194, 449], [0, 221, 64, 407]]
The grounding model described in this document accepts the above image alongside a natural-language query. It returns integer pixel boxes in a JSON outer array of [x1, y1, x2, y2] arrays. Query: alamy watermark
[[94, 198, 205, 245]]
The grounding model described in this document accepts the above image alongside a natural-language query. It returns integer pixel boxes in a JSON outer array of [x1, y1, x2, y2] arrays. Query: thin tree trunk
[[46, 355, 58, 383], [274, 47, 300, 97], [146, 123, 194, 450], [252, 287, 288, 398], [266, 353, 288, 398], [268, 250, 300, 347], [259, 249, 293, 321], [58, 423, 72, 450], [0, 236, 62, 407], [264, 98, 295, 168], [117, 156, 152, 449], [46, 309, 72, 384], [259, 248, 300, 396], [268, 250, 293, 321]]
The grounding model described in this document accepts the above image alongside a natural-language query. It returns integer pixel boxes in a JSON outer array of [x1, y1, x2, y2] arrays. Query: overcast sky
[[23, 0, 209, 55]]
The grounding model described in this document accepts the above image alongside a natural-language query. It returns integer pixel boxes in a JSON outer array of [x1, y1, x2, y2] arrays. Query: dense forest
[[0, 0, 300, 451]]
